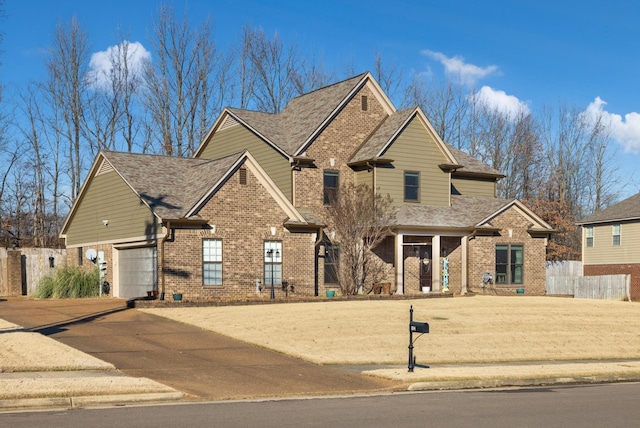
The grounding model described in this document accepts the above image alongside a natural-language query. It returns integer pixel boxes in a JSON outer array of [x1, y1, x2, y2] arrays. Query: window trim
[[323, 170, 339, 205], [202, 238, 223, 286], [495, 244, 524, 286], [404, 171, 420, 202], [612, 224, 621, 246], [264, 240, 282, 286], [585, 226, 594, 248]]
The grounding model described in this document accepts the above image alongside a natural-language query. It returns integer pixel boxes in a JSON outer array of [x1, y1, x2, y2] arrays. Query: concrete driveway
[[0, 298, 402, 401]]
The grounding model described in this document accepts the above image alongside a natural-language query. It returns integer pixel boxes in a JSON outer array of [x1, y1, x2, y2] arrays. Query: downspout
[[314, 227, 324, 297], [159, 220, 171, 300]]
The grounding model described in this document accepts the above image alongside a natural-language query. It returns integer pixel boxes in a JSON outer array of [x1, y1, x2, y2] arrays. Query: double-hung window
[[324, 242, 340, 284], [323, 171, 339, 205], [264, 241, 282, 286], [612, 224, 621, 246], [585, 226, 594, 248], [203, 239, 222, 286], [404, 171, 420, 202], [495, 244, 523, 285]]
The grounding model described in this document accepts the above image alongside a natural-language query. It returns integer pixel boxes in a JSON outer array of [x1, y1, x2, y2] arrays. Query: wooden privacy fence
[[546, 275, 631, 301], [0, 248, 67, 296]]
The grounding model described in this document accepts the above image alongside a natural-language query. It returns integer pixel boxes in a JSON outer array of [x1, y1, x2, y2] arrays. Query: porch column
[[395, 233, 404, 295], [432, 235, 441, 292], [461, 235, 468, 295]]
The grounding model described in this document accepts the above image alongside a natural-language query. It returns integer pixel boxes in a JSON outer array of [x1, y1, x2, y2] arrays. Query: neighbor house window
[[264, 241, 282, 286], [324, 242, 340, 284], [612, 224, 621, 246], [323, 171, 339, 205], [203, 239, 222, 286], [586, 226, 594, 248], [495, 244, 523, 285], [404, 171, 420, 201]]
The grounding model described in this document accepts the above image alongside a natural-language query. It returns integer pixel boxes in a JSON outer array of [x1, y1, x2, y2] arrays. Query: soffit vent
[[220, 115, 240, 131], [97, 160, 114, 176]]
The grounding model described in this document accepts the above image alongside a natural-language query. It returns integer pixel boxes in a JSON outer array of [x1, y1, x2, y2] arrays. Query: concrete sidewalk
[[2, 297, 640, 412]]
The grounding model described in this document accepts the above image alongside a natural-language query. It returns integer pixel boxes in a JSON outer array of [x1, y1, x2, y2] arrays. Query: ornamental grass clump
[[35, 266, 100, 299]]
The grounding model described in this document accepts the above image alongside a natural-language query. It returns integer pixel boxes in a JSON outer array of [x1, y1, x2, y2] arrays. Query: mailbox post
[[408, 305, 429, 372]]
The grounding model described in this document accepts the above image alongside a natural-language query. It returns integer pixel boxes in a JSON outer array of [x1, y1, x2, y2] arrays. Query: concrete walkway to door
[[0, 298, 402, 401]]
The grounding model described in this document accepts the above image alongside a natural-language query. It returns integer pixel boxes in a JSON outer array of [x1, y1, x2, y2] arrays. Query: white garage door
[[117, 246, 157, 298]]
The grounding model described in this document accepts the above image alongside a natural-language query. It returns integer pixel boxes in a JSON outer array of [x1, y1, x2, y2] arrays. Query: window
[[323, 171, 339, 205], [586, 226, 594, 248], [495, 244, 523, 285], [324, 242, 340, 284], [264, 241, 282, 286], [203, 239, 222, 286], [404, 171, 420, 201], [612, 224, 621, 246], [77, 247, 83, 266]]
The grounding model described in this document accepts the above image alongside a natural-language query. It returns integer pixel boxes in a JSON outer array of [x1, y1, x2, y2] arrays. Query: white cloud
[[583, 97, 640, 154], [471, 86, 530, 118], [88, 41, 151, 91], [422, 50, 498, 85]]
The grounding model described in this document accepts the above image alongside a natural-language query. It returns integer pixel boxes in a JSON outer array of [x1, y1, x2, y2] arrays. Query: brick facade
[[584, 264, 640, 301], [467, 208, 547, 295], [163, 163, 316, 300]]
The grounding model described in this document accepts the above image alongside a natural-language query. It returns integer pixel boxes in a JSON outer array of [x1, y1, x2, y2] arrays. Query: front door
[[420, 246, 432, 290]]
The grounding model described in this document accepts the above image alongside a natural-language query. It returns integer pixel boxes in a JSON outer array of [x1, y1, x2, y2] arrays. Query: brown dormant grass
[[143, 296, 640, 366]]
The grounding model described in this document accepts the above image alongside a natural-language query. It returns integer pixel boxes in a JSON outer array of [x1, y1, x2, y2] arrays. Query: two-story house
[[60, 72, 554, 300], [577, 192, 640, 300]]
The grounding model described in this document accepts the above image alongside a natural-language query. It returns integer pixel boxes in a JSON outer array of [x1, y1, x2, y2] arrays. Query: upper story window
[[585, 226, 594, 248], [404, 171, 420, 202], [612, 224, 621, 246], [323, 171, 339, 205], [203, 239, 222, 286]]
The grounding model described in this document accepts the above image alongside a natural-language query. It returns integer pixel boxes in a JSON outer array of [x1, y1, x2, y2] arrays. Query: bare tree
[[373, 51, 403, 101], [326, 183, 394, 295], [44, 16, 91, 201], [144, 4, 223, 156], [402, 74, 471, 148], [240, 25, 302, 113]]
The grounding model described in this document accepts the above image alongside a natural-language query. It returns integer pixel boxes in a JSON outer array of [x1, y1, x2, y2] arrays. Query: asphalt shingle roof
[[228, 73, 368, 156], [350, 108, 416, 163], [393, 195, 513, 229], [578, 192, 640, 225], [101, 150, 244, 220]]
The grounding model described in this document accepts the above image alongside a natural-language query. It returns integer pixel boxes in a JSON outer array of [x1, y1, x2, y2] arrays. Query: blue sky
[[3, 0, 640, 195]]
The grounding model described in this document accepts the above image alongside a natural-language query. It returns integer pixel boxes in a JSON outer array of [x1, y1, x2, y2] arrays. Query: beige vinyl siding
[[354, 169, 374, 187], [197, 123, 292, 200], [583, 222, 640, 264], [452, 176, 496, 197], [376, 117, 450, 207], [65, 171, 158, 246]]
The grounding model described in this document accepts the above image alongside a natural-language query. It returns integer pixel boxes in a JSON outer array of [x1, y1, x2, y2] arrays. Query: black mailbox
[[410, 321, 429, 334]]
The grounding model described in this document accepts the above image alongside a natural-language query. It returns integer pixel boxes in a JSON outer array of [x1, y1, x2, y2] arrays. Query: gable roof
[[349, 107, 458, 166], [445, 145, 505, 178], [394, 195, 553, 232], [61, 150, 315, 236], [577, 193, 640, 225], [194, 72, 396, 159]]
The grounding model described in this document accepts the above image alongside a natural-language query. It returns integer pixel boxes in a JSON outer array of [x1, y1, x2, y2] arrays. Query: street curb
[[0, 392, 184, 412], [408, 373, 640, 391]]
